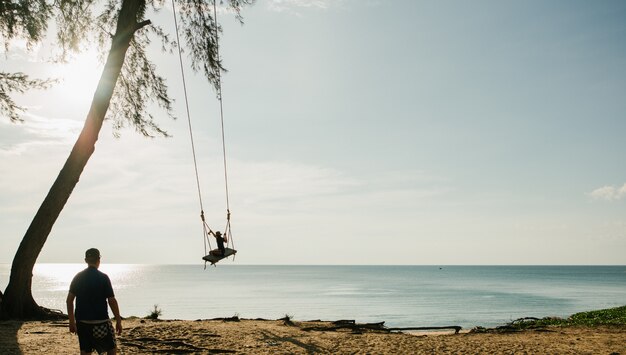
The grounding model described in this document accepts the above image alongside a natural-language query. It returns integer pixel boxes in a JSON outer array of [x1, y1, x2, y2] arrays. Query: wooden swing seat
[[202, 248, 237, 265]]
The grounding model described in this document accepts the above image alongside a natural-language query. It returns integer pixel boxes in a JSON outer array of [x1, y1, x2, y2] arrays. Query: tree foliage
[[1, 0, 53, 122], [0, 72, 53, 122], [0, 0, 51, 48], [1, 0, 253, 134], [101, 0, 252, 137]]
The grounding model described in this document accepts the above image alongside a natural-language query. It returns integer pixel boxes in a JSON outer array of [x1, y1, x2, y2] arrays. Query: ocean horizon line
[[2, 263, 624, 266]]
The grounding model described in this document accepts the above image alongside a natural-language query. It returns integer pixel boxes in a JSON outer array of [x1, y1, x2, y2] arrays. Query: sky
[[1, 0, 625, 265]]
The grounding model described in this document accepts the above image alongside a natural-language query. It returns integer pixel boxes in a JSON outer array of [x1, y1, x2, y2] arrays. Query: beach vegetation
[[502, 305, 626, 331], [0, 0, 252, 320], [567, 305, 626, 326], [223, 314, 240, 322], [146, 304, 162, 320], [280, 313, 295, 326]]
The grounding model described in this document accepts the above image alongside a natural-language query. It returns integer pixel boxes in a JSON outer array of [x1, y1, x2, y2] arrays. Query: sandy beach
[[1, 317, 625, 354]]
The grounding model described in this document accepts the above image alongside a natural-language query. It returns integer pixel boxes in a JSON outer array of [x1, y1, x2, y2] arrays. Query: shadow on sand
[[259, 330, 325, 354], [0, 320, 23, 355]]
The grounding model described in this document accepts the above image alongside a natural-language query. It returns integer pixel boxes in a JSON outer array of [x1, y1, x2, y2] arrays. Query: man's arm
[[66, 292, 76, 333], [108, 297, 122, 335]]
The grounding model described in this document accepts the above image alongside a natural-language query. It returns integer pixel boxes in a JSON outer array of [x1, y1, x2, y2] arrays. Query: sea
[[1, 264, 625, 329]]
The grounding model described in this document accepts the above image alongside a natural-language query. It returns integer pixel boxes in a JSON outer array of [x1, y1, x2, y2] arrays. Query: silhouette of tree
[[0, 0, 251, 319]]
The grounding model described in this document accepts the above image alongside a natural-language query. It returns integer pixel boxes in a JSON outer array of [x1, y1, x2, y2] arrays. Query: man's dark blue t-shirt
[[69, 266, 114, 321]]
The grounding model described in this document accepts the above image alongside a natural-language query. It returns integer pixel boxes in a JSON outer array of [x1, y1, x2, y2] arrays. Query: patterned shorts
[[77, 320, 116, 353]]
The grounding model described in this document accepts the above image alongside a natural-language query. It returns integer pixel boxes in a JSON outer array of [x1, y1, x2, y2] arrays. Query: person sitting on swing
[[209, 230, 228, 257]]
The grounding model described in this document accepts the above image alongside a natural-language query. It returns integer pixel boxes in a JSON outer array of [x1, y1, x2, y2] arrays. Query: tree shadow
[[0, 320, 23, 355], [259, 330, 325, 354]]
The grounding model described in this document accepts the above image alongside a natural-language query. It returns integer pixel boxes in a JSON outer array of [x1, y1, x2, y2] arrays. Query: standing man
[[67, 248, 122, 355]]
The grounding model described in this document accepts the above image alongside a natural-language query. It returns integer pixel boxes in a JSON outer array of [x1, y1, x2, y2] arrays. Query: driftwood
[[302, 320, 462, 334], [301, 320, 385, 332], [471, 317, 560, 334], [332, 319, 356, 325], [302, 319, 463, 334], [510, 317, 540, 324], [222, 316, 240, 322], [208, 316, 240, 322], [387, 326, 462, 334], [494, 316, 555, 333]]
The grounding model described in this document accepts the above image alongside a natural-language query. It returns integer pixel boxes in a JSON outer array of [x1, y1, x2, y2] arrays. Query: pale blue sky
[[1, 0, 625, 264]]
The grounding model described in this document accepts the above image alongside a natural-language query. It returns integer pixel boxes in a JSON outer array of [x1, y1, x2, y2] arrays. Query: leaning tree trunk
[[1, 0, 150, 320]]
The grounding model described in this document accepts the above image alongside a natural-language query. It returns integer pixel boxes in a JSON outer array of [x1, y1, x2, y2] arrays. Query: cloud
[[266, 0, 381, 13], [0, 112, 82, 155], [267, 0, 334, 13], [588, 183, 626, 201]]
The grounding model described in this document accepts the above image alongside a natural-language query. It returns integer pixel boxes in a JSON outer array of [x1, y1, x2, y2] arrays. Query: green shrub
[[568, 305, 626, 326], [509, 305, 626, 330], [146, 304, 162, 320]]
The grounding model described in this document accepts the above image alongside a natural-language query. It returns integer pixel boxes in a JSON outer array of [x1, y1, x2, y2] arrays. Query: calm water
[[1, 264, 625, 328]]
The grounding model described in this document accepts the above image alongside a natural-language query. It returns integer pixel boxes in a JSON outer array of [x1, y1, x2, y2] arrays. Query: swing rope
[[212, 0, 235, 254], [171, 0, 235, 259]]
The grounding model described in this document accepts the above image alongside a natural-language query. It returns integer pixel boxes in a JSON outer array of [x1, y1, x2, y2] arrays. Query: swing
[[172, 0, 237, 266], [200, 211, 237, 266]]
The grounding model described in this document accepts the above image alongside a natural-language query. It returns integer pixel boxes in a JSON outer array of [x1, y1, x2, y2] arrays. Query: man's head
[[85, 248, 101, 266]]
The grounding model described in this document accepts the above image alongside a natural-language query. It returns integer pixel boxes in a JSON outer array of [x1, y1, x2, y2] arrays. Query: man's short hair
[[85, 248, 101, 261]]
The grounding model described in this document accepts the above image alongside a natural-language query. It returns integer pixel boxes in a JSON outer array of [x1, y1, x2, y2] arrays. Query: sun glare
[[48, 47, 104, 103], [33, 263, 84, 287], [32, 263, 138, 292]]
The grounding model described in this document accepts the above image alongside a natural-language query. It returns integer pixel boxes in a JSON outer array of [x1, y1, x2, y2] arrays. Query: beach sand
[[1, 317, 625, 354]]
